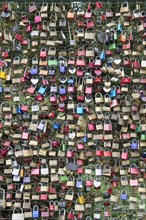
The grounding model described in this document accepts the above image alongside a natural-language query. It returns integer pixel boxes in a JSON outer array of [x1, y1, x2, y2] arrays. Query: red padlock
[[96, 147, 103, 157], [96, 2, 103, 9], [77, 167, 84, 174], [63, 122, 69, 134], [67, 209, 75, 220]]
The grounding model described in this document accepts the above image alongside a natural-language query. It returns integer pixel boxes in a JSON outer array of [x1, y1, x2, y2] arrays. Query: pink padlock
[[86, 177, 93, 187], [88, 122, 95, 131], [49, 201, 55, 211], [50, 93, 57, 103], [104, 120, 112, 131], [34, 11, 42, 24], [110, 99, 118, 108], [76, 56, 86, 66], [121, 148, 128, 160], [41, 207, 49, 218], [66, 147, 74, 158], [77, 167, 84, 174], [67, 84, 75, 93]]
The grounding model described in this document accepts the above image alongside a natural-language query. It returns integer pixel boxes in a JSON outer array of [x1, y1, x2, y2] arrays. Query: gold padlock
[[78, 193, 85, 205]]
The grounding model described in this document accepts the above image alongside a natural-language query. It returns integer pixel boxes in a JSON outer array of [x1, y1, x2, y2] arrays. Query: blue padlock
[[0, 85, 3, 94], [84, 135, 87, 143], [131, 139, 138, 150], [32, 205, 39, 218], [110, 86, 117, 98], [59, 65, 67, 74], [59, 85, 66, 95], [68, 76, 74, 84], [76, 103, 84, 114], [100, 50, 106, 61], [120, 190, 128, 200], [53, 122, 61, 130], [17, 105, 23, 114], [117, 22, 122, 33], [38, 85, 47, 95]]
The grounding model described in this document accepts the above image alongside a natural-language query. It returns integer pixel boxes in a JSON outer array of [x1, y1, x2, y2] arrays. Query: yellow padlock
[[0, 70, 6, 79], [78, 194, 85, 205]]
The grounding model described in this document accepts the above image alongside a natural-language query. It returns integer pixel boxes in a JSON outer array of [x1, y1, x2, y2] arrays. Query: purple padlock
[[30, 65, 38, 75], [59, 65, 67, 74], [131, 139, 138, 150], [76, 177, 83, 188], [23, 173, 30, 183], [59, 85, 66, 95]]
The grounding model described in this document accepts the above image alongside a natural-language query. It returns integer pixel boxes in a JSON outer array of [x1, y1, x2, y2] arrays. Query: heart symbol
[[69, 132, 75, 139], [31, 78, 39, 85]]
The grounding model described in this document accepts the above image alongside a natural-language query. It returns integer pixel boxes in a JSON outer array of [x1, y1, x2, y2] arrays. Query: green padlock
[[60, 175, 68, 183], [136, 124, 141, 133], [48, 56, 58, 66], [62, 142, 67, 152], [108, 43, 116, 50], [141, 134, 146, 141]]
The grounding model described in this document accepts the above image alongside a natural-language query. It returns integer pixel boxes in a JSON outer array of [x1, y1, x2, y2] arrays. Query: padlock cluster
[[0, 1, 146, 220]]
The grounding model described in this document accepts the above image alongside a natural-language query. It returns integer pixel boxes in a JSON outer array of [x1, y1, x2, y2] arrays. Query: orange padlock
[[120, 31, 127, 43]]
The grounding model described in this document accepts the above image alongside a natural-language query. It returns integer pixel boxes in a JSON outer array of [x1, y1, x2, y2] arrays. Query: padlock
[[41, 207, 49, 218], [120, 190, 128, 200], [23, 173, 30, 183], [59, 199, 66, 208], [78, 193, 85, 204], [121, 148, 129, 160], [49, 201, 55, 211], [59, 65, 67, 74], [58, 208, 66, 220], [76, 177, 83, 189], [94, 209, 101, 219], [59, 84, 66, 95], [86, 176, 93, 188], [66, 148, 74, 158], [38, 85, 47, 95], [131, 139, 138, 150], [110, 86, 117, 98], [37, 120, 46, 131], [95, 164, 102, 176], [76, 103, 84, 114], [30, 65, 38, 75], [67, 209, 75, 220], [32, 205, 39, 218], [41, 163, 49, 175]]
